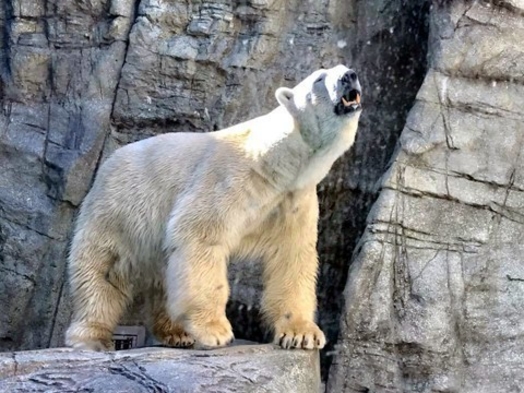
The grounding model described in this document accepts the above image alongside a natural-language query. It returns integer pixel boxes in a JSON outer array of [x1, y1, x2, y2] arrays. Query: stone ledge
[[0, 343, 320, 393]]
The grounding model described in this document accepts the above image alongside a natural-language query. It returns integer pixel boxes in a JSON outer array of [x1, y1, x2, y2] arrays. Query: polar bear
[[65, 65, 362, 351]]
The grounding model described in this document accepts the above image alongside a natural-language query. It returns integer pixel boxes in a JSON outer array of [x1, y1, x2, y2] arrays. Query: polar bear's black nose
[[342, 70, 358, 85]]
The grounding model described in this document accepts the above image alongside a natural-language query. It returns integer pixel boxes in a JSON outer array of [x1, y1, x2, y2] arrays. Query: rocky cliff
[[328, 1, 524, 392], [1, 0, 522, 391]]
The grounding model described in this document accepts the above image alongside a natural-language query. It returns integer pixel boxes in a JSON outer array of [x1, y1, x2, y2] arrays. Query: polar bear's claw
[[274, 319, 326, 350], [188, 317, 235, 349]]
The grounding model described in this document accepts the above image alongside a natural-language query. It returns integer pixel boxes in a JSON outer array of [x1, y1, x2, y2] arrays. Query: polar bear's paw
[[65, 322, 114, 351], [273, 318, 326, 350], [70, 338, 114, 351], [188, 316, 235, 349], [156, 323, 195, 348]]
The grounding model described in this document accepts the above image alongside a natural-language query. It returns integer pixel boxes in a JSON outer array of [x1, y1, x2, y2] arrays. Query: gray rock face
[[0, 0, 430, 375], [0, 344, 321, 393], [328, 2, 524, 392], [0, 0, 134, 351]]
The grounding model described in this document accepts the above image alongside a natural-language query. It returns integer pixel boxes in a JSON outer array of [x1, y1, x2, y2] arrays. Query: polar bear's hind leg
[[65, 236, 132, 351]]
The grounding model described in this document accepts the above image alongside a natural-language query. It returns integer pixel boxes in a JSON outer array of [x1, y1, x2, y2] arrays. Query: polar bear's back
[[75, 132, 219, 267]]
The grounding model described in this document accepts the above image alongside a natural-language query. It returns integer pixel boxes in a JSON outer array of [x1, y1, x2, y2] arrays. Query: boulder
[[0, 344, 320, 393]]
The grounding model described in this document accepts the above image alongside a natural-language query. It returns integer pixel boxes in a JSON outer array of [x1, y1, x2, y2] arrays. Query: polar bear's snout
[[334, 68, 362, 116], [341, 69, 357, 83]]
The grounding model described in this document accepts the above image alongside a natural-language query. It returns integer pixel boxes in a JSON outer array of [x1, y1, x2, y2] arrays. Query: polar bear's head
[[275, 65, 362, 152]]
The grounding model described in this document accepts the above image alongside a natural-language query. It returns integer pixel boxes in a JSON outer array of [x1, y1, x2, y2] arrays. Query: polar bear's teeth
[[342, 95, 358, 107]]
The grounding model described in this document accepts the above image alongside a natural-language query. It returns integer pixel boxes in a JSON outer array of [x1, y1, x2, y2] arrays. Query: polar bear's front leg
[[261, 188, 326, 350], [165, 243, 234, 349], [263, 247, 326, 350]]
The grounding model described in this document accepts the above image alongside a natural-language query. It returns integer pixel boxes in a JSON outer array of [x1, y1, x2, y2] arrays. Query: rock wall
[[328, 1, 524, 392], [0, 0, 430, 373], [0, 0, 130, 350]]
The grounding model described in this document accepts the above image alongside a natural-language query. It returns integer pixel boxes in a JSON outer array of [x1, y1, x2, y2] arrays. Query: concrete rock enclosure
[[0, 0, 522, 391]]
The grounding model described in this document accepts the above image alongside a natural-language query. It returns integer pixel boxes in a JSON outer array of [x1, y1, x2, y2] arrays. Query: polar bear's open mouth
[[335, 89, 361, 115]]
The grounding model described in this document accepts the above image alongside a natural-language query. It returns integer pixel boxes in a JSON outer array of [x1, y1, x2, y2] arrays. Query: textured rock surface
[[0, 0, 430, 375], [0, 0, 134, 351], [0, 344, 320, 392], [329, 2, 524, 392]]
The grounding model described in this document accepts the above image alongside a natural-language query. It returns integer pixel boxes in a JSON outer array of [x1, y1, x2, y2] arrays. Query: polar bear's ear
[[275, 87, 296, 113]]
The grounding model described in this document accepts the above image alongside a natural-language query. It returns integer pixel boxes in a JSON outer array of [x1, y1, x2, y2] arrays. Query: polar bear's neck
[[244, 107, 359, 191], [293, 117, 360, 189], [242, 107, 308, 190]]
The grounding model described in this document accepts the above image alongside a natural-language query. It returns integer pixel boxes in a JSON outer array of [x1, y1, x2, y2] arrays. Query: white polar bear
[[65, 65, 362, 351]]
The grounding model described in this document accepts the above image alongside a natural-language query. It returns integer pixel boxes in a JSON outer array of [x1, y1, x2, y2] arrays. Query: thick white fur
[[65, 65, 362, 351]]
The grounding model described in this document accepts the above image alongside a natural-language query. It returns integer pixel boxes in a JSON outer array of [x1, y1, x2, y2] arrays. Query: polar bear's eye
[[314, 74, 325, 84]]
